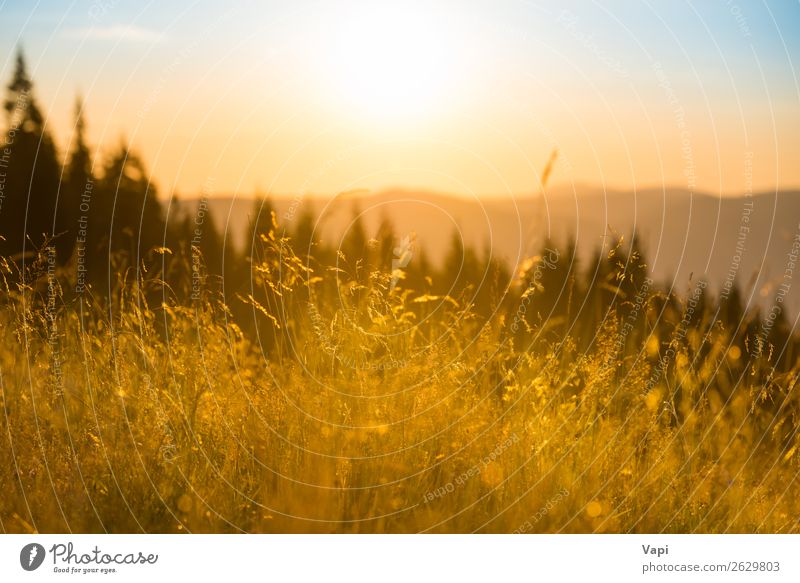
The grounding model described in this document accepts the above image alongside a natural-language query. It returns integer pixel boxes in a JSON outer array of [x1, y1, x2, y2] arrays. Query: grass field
[[1, 226, 798, 534]]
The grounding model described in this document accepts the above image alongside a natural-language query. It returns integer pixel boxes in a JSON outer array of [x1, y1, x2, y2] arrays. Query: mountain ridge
[[176, 187, 800, 313]]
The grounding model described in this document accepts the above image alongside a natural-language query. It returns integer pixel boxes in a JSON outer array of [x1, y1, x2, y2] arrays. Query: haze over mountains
[[185, 186, 800, 314]]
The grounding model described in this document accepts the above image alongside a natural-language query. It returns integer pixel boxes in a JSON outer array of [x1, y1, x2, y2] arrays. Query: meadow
[[1, 217, 798, 534]]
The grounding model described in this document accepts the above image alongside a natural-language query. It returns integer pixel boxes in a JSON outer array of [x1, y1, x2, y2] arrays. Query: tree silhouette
[[59, 96, 93, 264], [0, 49, 62, 259], [340, 204, 368, 281], [582, 245, 615, 334], [88, 143, 165, 286], [373, 214, 396, 272], [440, 228, 481, 300], [291, 207, 317, 261], [246, 195, 275, 257]]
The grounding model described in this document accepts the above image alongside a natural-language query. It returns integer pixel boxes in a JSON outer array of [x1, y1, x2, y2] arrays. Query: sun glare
[[323, 4, 459, 123]]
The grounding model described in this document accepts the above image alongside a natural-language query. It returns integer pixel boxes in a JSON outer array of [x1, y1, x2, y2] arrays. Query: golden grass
[[0, 233, 798, 534]]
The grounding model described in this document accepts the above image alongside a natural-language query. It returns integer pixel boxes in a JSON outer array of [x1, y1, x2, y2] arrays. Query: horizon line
[[175, 183, 800, 201]]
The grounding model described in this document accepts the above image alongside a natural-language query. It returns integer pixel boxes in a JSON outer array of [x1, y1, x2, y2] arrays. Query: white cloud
[[64, 25, 163, 43]]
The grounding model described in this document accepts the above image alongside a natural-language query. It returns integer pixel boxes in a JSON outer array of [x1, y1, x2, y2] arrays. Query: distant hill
[[180, 186, 800, 314]]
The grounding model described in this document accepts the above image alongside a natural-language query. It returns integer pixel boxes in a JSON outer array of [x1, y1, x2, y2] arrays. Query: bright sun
[[323, 4, 459, 123]]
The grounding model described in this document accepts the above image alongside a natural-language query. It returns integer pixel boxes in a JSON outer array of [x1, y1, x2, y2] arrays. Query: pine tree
[[439, 227, 482, 302], [527, 236, 575, 324], [291, 207, 317, 262], [59, 96, 93, 263], [0, 49, 62, 259], [197, 205, 222, 277], [246, 195, 276, 260], [374, 214, 396, 272], [163, 198, 195, 299], [583, 245, 614, 328], [340, 204, 368, 280], [88, 143, 165, 285]]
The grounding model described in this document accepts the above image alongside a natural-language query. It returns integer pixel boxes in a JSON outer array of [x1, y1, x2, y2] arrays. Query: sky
[[1, 0, 799, 198]]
